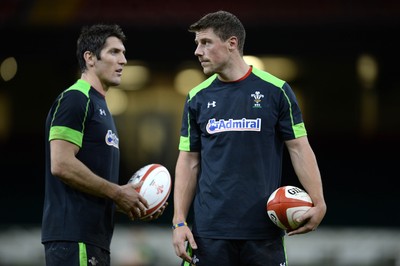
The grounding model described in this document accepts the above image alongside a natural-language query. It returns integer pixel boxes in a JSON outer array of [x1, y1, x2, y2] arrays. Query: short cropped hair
[[188, 11, 246, 55], [76, 24, 126, 72]]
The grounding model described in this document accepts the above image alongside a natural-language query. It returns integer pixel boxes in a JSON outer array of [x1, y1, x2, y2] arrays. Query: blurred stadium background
[[1, 0, 399, 265]]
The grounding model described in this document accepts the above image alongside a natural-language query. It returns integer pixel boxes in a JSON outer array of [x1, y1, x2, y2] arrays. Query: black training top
[[179, 67, 307, 239], [42, 79, 120, 251]]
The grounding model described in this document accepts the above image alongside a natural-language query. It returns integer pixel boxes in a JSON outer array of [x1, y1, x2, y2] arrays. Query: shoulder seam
[[188, 74, 218, 100], [65, 79, 91, 98], [252, 67, 286, 88]]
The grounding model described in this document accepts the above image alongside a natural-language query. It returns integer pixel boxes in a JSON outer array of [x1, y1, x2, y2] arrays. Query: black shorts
[[182, 237, 287, 266], [44, 241, 110, 266]]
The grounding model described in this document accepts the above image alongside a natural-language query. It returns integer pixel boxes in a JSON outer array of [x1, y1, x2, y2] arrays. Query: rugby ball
[[128, 164, 171, 219], [266, 186, 313, 230]]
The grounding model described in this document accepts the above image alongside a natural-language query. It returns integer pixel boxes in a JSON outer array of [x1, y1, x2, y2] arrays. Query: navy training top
[[42, 79, 120, 251], [179, 67, 307, 239]]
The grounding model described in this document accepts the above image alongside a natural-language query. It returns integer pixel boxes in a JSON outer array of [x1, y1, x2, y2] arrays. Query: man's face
[[194, 28, 231, 76], [94, 36, 127, 88]]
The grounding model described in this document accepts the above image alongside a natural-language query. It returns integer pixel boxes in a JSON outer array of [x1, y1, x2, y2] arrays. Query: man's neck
[[80, 72, 107, 96]]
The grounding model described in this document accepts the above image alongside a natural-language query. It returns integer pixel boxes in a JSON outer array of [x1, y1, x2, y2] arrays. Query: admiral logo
[[206, 118, 261, 134], [105, 130, 119, 148]]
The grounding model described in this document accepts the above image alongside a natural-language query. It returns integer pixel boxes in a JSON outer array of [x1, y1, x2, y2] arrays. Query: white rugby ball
[[128, 164, 171, 219], [266, 186, 313, 230]]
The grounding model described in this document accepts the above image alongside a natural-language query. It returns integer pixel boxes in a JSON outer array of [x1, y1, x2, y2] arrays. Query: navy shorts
[[44, 241, 110, 266], [182, 237, 287, 266]]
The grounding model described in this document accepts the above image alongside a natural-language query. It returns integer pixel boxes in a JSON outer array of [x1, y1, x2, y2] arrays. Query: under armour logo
[[191, 255, 199, 265], [280, 263, 286, 266], [99, 109, 106, 116], [207, 101, 216, 108], [89, 257, 98, 265]]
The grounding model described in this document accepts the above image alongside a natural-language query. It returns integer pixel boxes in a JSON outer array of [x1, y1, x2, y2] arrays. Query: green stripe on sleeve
[[78, 242, 88, 266], [49, 79, 90, 147], [179, 136, 190, 151], [293, 122, 307, 138], [65, 79, 91, 135], [179, 74, 217, 151], [253, 67, 306, 139], [49, 126, 84, 147]]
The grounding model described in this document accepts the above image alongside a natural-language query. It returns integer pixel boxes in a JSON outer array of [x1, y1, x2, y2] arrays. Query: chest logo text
[[206, 118, 261, 134]]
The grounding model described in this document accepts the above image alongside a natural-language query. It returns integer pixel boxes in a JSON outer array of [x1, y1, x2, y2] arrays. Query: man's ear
[[83, 51, 95, 68], [227, 36, 238, 51]]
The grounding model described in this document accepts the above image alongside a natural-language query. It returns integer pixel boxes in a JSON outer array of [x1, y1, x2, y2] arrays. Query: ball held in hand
[[266, 185, 313, 230], [128, 163, 171, 219]]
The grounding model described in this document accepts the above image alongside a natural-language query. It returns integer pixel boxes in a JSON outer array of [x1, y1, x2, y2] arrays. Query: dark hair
[[188, 11, 246, 55], [76, 24, 126, 72]]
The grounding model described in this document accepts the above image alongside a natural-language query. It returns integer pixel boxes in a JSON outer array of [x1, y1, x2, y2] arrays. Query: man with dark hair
[[42, 24, 165, 266], [172, 11, 327, 266]]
